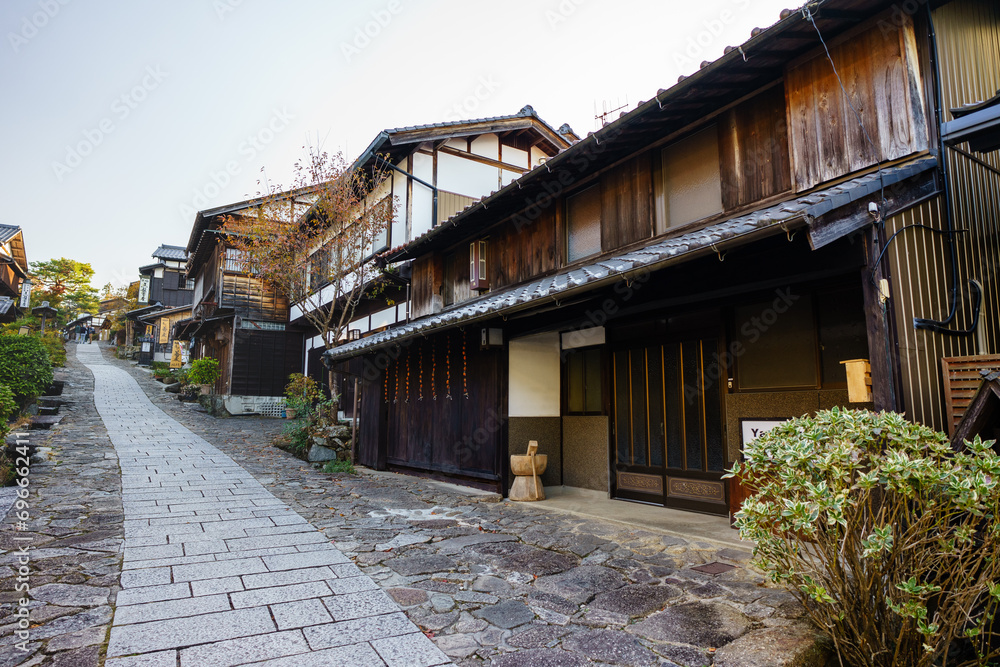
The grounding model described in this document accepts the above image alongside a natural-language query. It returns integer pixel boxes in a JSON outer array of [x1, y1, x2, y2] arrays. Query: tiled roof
[[0, 224, 21, 244], [326, 156, 936, 362], [384, 105, 574, 141], [0, 297, 14, 316], [152, 244, 188, 260]]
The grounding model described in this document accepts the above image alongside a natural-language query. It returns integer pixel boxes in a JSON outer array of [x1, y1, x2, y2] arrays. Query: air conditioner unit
[[470, 240, 489, 291]]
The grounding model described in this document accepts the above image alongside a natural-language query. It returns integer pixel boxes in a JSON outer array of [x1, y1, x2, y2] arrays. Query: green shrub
[[40, 333, 66, 367], [323, 459, 355, 474], [188, 358, 220, 386], [284, 373, 321, 418], [0, 385, 16, 440], [0, 336, 53, 405], [171, 368, 189, 384], [728, 408, 1000, 667], [150, 361, 170, 371]]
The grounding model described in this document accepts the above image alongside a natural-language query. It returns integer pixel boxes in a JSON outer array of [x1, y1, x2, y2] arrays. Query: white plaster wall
[[412, 152, 434, 237], [561, 326, 605, 350], [391, 169, 407, 246], [502, 145, 528, 169], [438, 152, 498, 200], [471, 133, 499, 159], [509, 332, 561, 417], [530, 146, 548, 168]]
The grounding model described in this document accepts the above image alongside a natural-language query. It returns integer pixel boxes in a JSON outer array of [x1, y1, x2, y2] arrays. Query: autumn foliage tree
[[222, 149, 395, 399]]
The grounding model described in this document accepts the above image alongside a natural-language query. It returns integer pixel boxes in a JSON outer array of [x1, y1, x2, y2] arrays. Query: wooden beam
[[807, 174, 938, 250], [438, 145, 528, 174], [861, 231, 900, 412]]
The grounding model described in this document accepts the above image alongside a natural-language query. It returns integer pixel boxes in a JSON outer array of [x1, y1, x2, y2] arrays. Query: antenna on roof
[[594, 96, 629, 129]]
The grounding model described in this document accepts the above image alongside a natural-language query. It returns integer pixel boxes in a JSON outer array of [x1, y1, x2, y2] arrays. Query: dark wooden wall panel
[[601, 156, 652, 250], [719, 84, 792, 210], [786, 15, 928, 192], [377, 330, 501, 480], [230, 329, 304, 396], [489, 207, 558, 290], [222, 275, 289, 322], [410, 255, 436, 319]]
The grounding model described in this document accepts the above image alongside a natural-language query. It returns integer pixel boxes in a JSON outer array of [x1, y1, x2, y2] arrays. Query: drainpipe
[[373, 156, 438, 228], [915, 4, 981, 336]]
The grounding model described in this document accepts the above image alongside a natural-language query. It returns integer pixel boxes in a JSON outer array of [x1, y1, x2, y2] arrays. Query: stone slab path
[[75, 344, 450, 666], [101, 345, 830, 667]]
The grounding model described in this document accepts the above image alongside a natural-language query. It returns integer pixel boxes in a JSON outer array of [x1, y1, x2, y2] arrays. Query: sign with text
[[18, 281, 32, 309], [170, 341, 185, 368], [138, 276, 151, 304], [740, 419, 787, 445]]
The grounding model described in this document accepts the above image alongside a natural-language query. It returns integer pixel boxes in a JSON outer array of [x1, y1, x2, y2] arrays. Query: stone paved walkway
[[101, 345, 830, 667], [75, 344, 450, 666], [0, 343, 122, 667]]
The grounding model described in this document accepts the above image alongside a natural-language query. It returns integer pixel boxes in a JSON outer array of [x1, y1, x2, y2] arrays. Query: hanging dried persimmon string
[[462, 329, 469, 399], [418, 340, 424, 401], [445, 332, 452, 400]]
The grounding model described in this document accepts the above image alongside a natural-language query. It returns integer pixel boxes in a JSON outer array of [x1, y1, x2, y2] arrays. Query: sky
[[1, 0, 795, 291]]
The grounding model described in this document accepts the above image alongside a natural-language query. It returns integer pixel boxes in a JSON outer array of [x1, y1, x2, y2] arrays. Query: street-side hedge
[[41, 333, 66, 367], [0, 384, 16, 440], [0, 336, 53, 405]]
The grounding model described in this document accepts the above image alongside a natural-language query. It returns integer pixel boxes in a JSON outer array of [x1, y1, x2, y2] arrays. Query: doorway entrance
[[610, 335, 728, 514]]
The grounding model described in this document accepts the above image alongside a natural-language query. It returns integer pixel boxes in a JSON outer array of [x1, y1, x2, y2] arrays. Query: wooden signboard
[[170, 341, 185, 369]]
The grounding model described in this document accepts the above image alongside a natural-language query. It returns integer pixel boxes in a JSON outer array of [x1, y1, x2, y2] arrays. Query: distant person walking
[[75, 324, 85, 344]]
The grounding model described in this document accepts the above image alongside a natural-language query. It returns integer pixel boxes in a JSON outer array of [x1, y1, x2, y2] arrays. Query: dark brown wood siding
[[230, 329, 304, 397], [785, 14, 928, 191], [489, 207, 558, 290], [719, 84, 792, 210], [409, 254, 440, 319], [222, 274, 289, 322], [601, 157, 653, 250], [357, 330, 503, 485]]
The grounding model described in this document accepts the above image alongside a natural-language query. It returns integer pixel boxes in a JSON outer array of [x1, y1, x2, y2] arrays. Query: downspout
[[373, 156, 438, 228], [914, 4, 982, 335]]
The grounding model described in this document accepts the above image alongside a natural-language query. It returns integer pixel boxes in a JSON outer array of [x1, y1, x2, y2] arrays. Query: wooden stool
[[509, 440, 547, 501]]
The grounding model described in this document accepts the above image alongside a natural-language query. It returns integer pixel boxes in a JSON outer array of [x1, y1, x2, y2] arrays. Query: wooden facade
[[330, 0, 998, 510], [0, 225, 27, 322], [182, 204, 303, 405], [295, 111, 574, 375]]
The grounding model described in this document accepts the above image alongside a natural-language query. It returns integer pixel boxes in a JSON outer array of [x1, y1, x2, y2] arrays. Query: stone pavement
[[0, 342, 122, 667], [103, 345, 830, 667], [75, 343, 450, 666]]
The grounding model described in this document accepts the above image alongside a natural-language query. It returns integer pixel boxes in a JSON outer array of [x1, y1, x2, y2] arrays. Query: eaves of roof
[[325, 155, 936, 363], [0, 224, 21, 244], [383, 0, 902, 262]]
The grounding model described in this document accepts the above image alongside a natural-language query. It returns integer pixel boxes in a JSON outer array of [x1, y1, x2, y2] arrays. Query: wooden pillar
[[861, 230, 901, 412]]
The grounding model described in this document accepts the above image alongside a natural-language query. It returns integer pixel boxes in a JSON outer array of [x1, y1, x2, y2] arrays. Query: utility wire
[[802, 4, 887, 218]]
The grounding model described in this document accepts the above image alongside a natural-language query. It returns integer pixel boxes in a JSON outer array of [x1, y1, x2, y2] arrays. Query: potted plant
[[284, 373, 320, 420], [188, 358, 220, 395]]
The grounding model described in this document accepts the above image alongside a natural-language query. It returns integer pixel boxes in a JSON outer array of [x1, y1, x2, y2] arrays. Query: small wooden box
[[840, 359, 872, 403]]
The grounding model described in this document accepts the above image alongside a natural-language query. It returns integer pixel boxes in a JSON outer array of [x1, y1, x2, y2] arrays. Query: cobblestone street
[[0, 344, 829, 666], [100, 344, 827, 667]]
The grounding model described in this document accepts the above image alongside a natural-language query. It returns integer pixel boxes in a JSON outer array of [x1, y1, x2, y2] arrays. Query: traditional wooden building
[[325, 0, 999, 514], [0, 224, 29, 323], [127, 244, 195, 361], [177, 197, 309, 415], [296, 107, 577, 396]]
